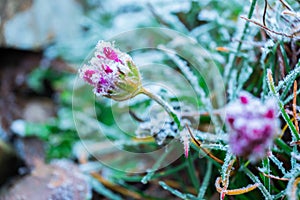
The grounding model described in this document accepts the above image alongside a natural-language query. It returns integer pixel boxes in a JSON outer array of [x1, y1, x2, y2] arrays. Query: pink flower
[[103, 47, 122, 63], [226, 92, 279, 162], [79, 41, 142, 101]]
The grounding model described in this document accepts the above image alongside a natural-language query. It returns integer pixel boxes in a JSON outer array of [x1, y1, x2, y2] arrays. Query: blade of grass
[[225, 0, 257, 81], [197, 160, 212, 199], [186, 153, 200, 190], [159, 181, 197, 200], [243, 167, 272, 199], [267, 69, 300, 141], [262, 158, 271, 192], [141, 145, 174, 184]]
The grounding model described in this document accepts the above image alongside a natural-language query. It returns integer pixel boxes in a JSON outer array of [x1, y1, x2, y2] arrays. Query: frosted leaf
[[193, 130, 228, 143], [283, 87, 300, 105], [237, 64, 253, 93], [243, 168, 272, 199], [91, 178, 122, 200], [200, 144, 228, 151], [221, 152, 234, 182], [163, 51, 222, 131], [268, 152, 287, 175], [286, 171, 300, 200], [227, 69, 237, 101], [275, 63, 300, 93], [291, 152, 300, 161], [159, 181, 196, 199]]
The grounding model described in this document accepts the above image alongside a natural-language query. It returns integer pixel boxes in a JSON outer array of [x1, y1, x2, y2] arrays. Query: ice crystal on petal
[[79, 41, 141, 101], [226, 91, 279, 162], [180, 129, 190, 158]]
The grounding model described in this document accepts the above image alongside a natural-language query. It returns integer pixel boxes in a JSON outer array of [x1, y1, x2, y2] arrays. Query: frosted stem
[[268, 152, 287, 175], [243, 167, 272, 199], [141, 145, 174, 184], [141, 87, 182, 130], [198, 160, 212, 199]]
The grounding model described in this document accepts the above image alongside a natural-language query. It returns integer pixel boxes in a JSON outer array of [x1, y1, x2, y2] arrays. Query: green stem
[[198, 160, 212, 199], [243, 167, 272, 199], [234, 0, 257, 58], [227, 0, 257, 80], [262, 158, 270, 192], [141, 144, 174, 184], [113, 162, 187, 182], [186, 154, 200, 190], [140, 87, 182, 130], [267, 69, 300, 141], [274, 138, 292, 154]]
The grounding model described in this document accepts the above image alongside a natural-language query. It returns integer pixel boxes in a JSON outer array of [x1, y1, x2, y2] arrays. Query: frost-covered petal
[[78, 40, 142, 101], [226, 91, 280, 162]]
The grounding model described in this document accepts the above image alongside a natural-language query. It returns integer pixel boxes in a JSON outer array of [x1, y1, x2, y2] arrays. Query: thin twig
[[259, 171, 289, 181], [215, 177, 260, 196], [279, 0, 293, 11], [186, 125, 224, 164], [147, 3, 173, 28], [129, 110, 146, 122], [291, 177, 300, 200], [293, 81, 299, 133], [91, 172, 144, 199], [240, 16, 294, 38], [263, 0, 268, 26]]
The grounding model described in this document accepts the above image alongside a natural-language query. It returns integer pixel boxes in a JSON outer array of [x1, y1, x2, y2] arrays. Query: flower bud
[[79, 41, 142, 101], [226, 91, 279, 162]]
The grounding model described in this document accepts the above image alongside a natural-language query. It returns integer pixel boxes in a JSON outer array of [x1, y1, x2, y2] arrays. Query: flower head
[[79, 41, 142, 101], [226, 91, 279, 162]]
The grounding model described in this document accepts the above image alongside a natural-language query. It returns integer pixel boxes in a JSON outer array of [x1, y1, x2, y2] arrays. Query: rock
[[0, 47, 73, 134], [0, 139, 24, 186], [0, 0, 33, 46], [0, 159, 91, 200], [1, 0, 83, 50], [14, 137, 45, 170], [22, 98, 55, 123]]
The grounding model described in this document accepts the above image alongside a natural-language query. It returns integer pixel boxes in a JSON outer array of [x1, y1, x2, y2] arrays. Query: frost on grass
[[275, 63, 300, 93], [226, 91, 280, 162], [135, 102, 180, 145], [268, 152, 287, 175], [164, 51, 223, 131], [179, 128, 190, 158]]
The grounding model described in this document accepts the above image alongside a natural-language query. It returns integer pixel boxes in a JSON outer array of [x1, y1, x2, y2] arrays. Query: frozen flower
[[79, 41, 142, 101], [226, 91, 279, 162]]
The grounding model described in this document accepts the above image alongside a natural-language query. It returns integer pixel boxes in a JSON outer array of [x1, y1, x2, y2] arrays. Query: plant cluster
[[18, 0, 300, 199]]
